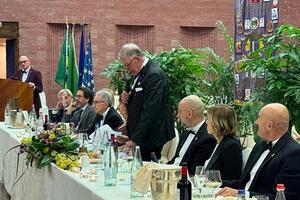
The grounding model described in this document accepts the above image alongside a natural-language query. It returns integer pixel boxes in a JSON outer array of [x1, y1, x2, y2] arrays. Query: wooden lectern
[[0, 79, 33, 121]]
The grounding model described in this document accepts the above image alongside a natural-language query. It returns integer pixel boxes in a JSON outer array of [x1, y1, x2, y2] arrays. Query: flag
[[67, 26, 79, 94], [55, 27, 69, 88], [82, 32, 94, 91], [78, 26, 85, 87], [55, 24, 78, 94]]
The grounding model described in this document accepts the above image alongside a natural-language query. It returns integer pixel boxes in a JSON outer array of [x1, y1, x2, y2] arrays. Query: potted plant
[[241, 24, 300, 132]]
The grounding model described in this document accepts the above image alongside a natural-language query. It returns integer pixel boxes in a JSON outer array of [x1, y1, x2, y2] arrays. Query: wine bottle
[[177, 162, 191, 200], [43, 115, 49, 130], [275, 184, 286, 200]]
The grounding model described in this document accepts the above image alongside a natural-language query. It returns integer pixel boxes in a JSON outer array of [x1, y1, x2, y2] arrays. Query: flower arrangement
[[19, 123, 80, 169]]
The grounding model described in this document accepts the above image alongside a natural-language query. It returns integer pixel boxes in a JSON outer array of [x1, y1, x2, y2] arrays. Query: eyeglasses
[[19, 60, 28, 64], [124, 56, 136, 68], [93, 100, 106, 104]]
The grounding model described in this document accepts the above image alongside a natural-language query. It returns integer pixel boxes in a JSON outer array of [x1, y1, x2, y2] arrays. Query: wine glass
[[193, 166, 206, 198], [203, 170, 222, 195]]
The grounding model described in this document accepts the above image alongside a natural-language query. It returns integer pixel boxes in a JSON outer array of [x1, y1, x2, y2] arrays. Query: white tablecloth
[[0, 122, 150, 200]]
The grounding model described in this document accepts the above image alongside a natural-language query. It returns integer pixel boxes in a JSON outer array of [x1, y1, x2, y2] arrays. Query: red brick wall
[[0, 0, 298, 106]]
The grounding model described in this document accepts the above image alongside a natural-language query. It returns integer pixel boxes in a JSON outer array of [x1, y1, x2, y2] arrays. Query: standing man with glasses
[[10, 56, 43, 115], [119, 43, 175, 161]]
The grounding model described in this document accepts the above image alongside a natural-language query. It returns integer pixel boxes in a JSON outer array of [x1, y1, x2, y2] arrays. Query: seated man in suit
[[168, 95, 216, 175], [217, 103, 300, 200], [64, 86, 96, 136], [51, 89, 74, 123], [93, 89, 124, 130]]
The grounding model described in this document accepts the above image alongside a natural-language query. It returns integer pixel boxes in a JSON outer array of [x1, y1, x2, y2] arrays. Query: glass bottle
[[275, 184, 286, 200], [43, 115, 49, 130], [130, 146, 144, 198], [104, 140, 118, 186], [177, 162, 192, 200], [237, 189, 246, 200], [4, 103, 11, 125]]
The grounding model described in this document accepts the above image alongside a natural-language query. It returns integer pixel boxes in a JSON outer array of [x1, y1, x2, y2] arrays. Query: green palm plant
[[241, 24, 300, 132]]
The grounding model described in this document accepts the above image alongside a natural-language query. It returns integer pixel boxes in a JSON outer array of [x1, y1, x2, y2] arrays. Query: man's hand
[[216, 187, 238, 197], [28, 82, 36, 90], [125, 140, 136, 148], [117, 135, 129, 144], [120, 91, 130, 104]]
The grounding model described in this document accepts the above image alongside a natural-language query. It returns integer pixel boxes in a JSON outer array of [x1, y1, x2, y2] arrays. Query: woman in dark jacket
[[204, 104, 242, 181]]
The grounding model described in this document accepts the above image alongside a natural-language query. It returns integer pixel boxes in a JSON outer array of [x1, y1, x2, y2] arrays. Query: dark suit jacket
[[205, 135, 242, 181], [94, 107, 124, 131], [126, 59, 175, 153], [10, 67, 43, 114], [223, 132, 300, 200], [168, 123, 216, 175], [64, 104, 96, 135]]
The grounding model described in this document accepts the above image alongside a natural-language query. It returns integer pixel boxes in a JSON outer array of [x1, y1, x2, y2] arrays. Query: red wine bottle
[[177, 162, 191, 200], [43, 115, 49, 130]]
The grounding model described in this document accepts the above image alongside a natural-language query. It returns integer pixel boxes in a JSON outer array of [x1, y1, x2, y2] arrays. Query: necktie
[[22, 70, 27, 73], [262, 141, 273, 151]]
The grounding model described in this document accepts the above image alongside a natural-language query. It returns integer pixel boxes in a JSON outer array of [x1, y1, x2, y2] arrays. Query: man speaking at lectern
[[11, 56, 43, 115]]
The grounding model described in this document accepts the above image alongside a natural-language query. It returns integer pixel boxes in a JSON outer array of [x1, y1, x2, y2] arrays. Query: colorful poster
[[234, 0, 279, 105]]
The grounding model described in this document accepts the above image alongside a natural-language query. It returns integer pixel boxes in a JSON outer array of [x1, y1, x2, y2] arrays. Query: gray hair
[[118, 43, 145, 59], [96, 90, 113, 107], [57, 89, 73, 98]]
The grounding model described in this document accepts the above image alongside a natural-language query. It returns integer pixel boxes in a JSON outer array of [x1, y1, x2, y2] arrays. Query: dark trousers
[[141, 146, 163, 161]]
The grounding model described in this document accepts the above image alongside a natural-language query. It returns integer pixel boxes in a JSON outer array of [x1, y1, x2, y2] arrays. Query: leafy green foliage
[[241, 24, 300, 131]]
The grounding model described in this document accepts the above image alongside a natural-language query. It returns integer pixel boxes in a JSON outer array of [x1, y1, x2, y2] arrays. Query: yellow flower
[[42, 147, 50, 154], [21, 137, 32, 144], [49, 133, 56, 141]]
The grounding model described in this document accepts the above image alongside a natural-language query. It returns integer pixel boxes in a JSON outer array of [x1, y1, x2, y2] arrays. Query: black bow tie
[[187, 130, 195, 135], [262, 141, 273, 151], [22, 70, 27, 74]]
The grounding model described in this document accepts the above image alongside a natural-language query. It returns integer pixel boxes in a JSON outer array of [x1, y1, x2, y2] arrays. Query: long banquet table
[[0, 122, 150, 200]]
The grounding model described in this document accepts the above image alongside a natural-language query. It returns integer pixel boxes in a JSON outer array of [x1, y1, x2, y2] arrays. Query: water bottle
[[104, 140, 118, 186], [275, 184, 286, 200], [237, 189, 246, 200], [4, 103, 11, 125], [130, 146, 144, 198]]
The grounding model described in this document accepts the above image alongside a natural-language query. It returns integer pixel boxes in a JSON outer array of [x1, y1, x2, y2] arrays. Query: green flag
[[67, 27, 78, 94], [55, 26, 78, 94], [55, 29, 68, 88]]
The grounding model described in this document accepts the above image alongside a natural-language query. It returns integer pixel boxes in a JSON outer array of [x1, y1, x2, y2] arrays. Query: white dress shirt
[[174, 120, 205, 165], [245, 138, 279, 190], [21, 67, 31, 82]]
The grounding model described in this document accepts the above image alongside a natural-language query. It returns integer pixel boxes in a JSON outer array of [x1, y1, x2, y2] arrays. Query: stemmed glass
[[192, 166, 206, 198], [203, 170, 222, 196]]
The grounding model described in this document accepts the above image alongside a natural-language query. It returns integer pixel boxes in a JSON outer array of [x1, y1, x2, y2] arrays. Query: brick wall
[[0, 0, 298, 106]]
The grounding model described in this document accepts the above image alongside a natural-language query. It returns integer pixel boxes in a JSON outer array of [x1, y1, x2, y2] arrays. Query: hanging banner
[[234, 0, 279, 105]]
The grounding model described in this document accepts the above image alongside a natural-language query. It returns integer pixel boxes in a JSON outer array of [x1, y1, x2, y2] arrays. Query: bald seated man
[[217, 103, 300, 200], [168, 95, 216, 175], [10, 56, 43, 115]]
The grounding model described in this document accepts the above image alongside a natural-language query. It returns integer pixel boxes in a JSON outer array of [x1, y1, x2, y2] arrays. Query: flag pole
[[65, 17, 69, 89]]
